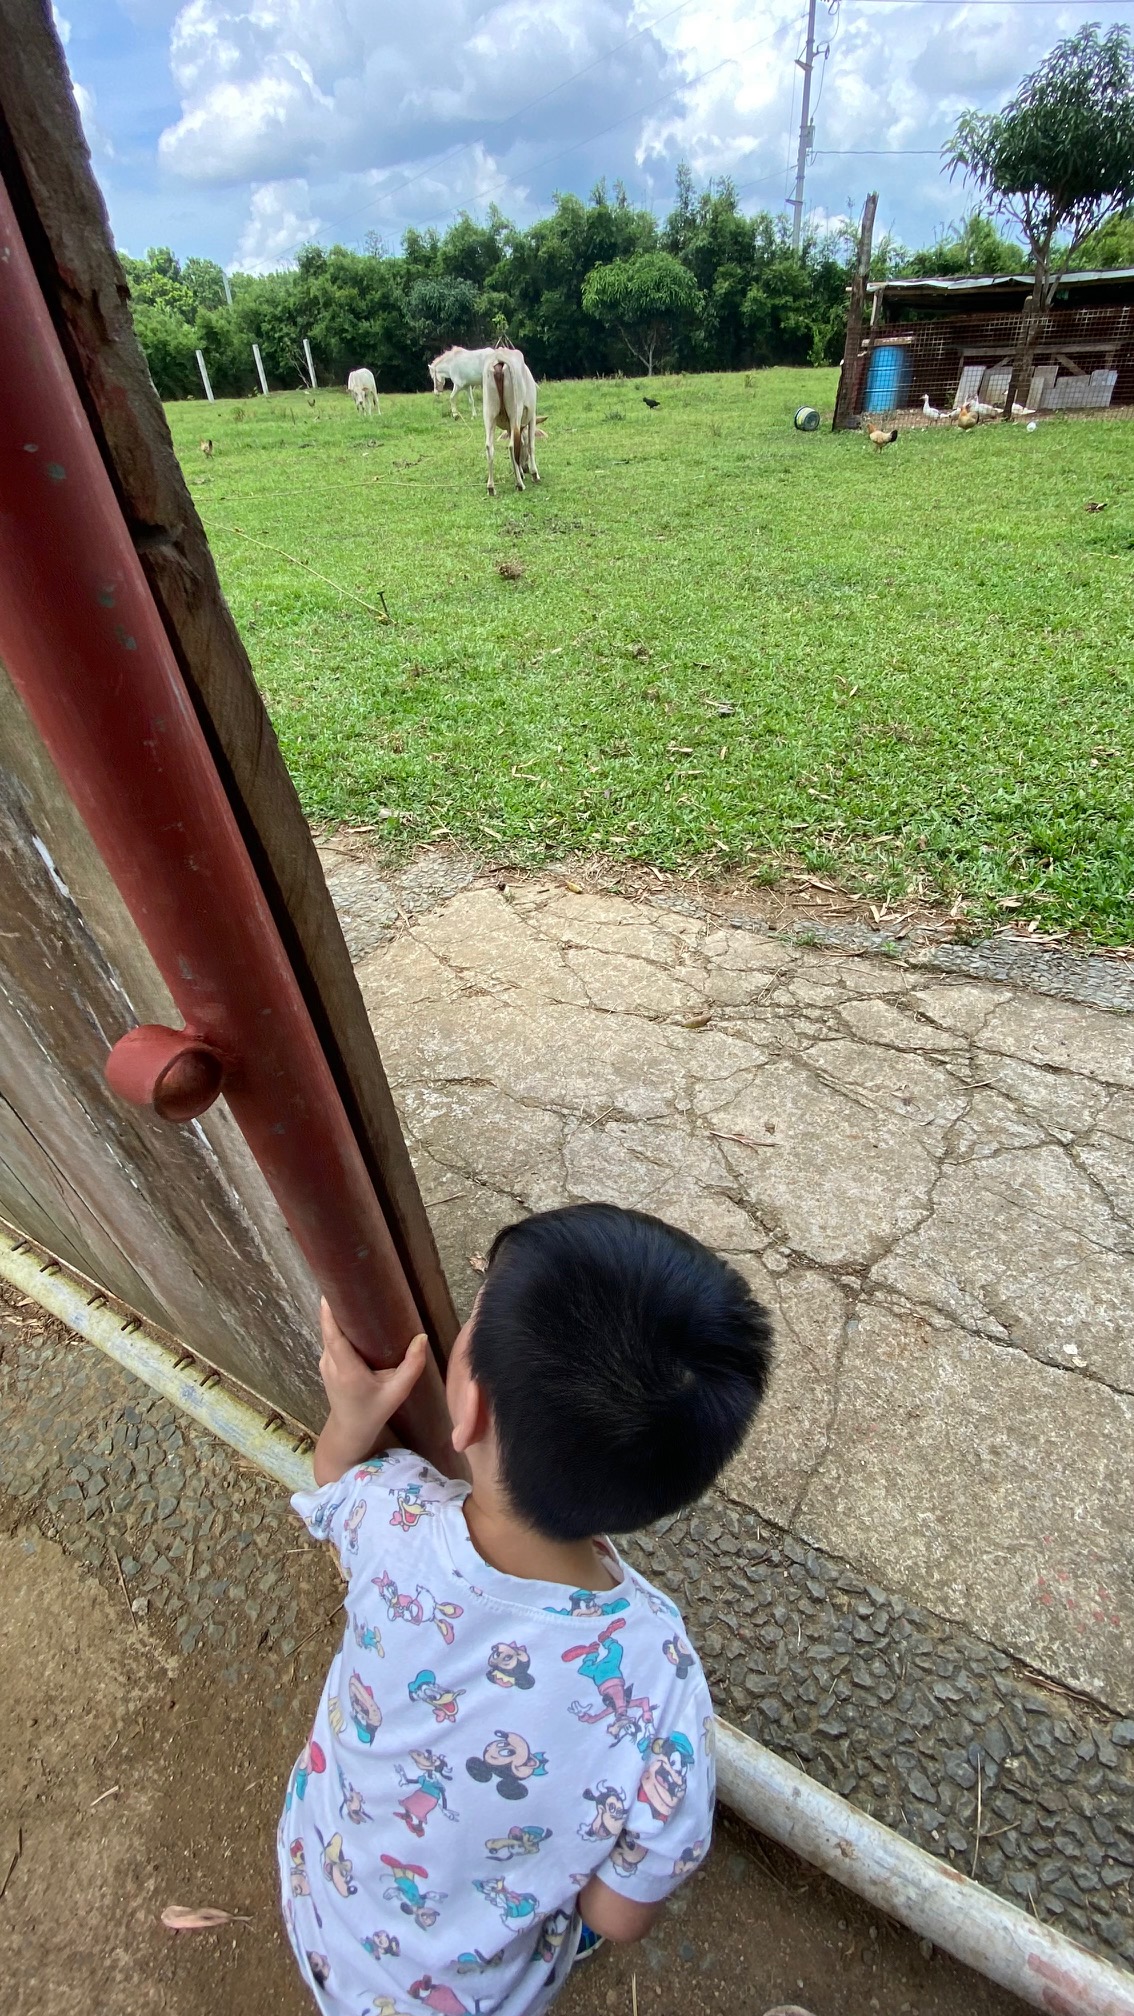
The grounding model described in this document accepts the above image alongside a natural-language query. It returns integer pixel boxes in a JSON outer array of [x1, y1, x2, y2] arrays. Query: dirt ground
[[0, 1516, 1029, 2016]]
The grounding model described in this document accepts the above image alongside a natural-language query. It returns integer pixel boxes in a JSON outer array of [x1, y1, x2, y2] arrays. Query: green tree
[[406, 276, 481, 354], [121, 246, 194, 321], [902, 211, 1024, 277], [131, 304, 199, 398], [182, 256, 229, 314], [946, 24, 1134, 411], [1069, 205, 1134, 266], [582, 250, 703, 374]]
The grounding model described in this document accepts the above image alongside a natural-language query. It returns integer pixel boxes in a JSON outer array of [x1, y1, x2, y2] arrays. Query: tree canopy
[[581, 250, 703, 374], [946, 24, 1134, 275]]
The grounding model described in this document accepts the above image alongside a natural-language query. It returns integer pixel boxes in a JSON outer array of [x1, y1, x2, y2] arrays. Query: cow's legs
[[485, 427, 496, 496]]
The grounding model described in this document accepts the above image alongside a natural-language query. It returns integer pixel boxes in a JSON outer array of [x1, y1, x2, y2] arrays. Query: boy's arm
[[576, 1874, 663, 1944], [312, 1299, 430, 1486]]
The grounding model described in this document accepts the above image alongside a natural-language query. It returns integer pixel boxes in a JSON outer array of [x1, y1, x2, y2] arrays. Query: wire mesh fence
[[850, 301, 1134, 426]]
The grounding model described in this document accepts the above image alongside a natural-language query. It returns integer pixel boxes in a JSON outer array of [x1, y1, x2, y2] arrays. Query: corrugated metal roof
[[869, 268, 1134, 293]]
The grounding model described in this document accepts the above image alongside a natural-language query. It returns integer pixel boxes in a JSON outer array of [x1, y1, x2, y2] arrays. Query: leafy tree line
[[124, 156, 1134, 402]]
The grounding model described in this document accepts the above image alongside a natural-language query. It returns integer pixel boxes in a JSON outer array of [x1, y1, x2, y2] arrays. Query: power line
[[816, 146, 942, 154]]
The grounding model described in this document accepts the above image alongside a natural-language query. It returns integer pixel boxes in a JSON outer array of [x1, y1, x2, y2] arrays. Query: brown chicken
[[199, 438, 214, 456], [956, 405, 980, 431], [866, 425, 898, 450]]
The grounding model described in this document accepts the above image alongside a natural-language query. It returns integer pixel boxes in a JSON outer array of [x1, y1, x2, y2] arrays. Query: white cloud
[[71, 78, 117, 160], [52, 4, 71, 42], [235, 177, 323, 270]]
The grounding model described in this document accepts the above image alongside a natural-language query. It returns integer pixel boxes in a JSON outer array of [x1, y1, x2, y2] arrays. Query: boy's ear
[[450, 1367, 490, 1456]]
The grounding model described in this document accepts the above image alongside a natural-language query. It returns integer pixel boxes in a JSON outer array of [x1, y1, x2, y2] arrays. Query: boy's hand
[[312, 1300, 429, 1485]]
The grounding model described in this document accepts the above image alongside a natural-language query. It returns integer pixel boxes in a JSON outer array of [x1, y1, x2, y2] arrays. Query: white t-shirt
[[277, 1448, 715, 2016]]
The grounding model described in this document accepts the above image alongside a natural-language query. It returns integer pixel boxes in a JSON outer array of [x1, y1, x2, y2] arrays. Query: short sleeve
[[593, 1682, 716, 1904], [290, 1446, 428, 1573]]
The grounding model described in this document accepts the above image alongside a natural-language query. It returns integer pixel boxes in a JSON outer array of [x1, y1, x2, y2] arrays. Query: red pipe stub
[[105, 1025, 225, 1123]]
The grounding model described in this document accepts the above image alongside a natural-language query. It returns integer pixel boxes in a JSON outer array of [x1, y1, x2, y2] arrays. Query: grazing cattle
[[347, 368, 380, 415], [482, 350, 540, 496], [429, 346, 499, 419]]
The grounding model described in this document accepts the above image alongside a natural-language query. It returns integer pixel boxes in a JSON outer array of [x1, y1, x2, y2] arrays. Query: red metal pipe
[[0, 173, 455, 1471]]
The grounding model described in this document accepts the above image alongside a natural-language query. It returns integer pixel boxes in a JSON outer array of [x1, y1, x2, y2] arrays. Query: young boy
[[279, 1202, 772, 2016]]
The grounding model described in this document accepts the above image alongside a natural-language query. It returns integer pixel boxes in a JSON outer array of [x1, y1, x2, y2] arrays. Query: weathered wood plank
[[0, 667, 324, 1425], [0, 0, 458, 1359]]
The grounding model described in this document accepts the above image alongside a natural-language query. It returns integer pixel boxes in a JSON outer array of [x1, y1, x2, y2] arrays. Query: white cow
[[482, 349, 540, 496], [429, 345, 500, 418], [347, 368, 380, 415]]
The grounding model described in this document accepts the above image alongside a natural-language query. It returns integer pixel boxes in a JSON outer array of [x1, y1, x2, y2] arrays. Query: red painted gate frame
[[0, 163, 456, 1472]]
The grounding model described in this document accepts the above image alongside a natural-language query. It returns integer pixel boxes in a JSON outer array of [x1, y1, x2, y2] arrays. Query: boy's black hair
[[469, 1203, 772, 1542]]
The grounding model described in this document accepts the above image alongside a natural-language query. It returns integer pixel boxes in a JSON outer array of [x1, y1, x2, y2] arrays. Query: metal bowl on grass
[[793, 406, 821, 432]]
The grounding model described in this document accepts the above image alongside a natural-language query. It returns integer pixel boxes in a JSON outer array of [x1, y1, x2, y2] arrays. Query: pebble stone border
[[618, 1498, 1134, 1971], [4, 1305, 1132, 1974]]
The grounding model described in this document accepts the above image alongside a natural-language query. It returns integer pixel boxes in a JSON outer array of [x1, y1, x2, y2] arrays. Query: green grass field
[[169, 369, 1134, 942]]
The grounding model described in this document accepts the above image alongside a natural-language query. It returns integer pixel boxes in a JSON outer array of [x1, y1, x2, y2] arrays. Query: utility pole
[[790, 0, 819, 254]]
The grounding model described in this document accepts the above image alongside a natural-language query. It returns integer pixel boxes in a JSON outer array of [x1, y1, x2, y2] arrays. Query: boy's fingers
[[383, 1333, 429, 1405]]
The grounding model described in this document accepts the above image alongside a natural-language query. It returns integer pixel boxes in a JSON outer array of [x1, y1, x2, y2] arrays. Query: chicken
[[199, 438, 214, 456], [866, 425, 898, 450], [956, 405, 980, 431], [921, 394, 947, 421], [642, 396, 661, 410], [1011, 401, 1037, 418], [969, 398, 1002, 419]]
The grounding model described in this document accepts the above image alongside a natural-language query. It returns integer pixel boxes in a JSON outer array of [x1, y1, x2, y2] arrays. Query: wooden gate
[[0, 0, 456, 1441]]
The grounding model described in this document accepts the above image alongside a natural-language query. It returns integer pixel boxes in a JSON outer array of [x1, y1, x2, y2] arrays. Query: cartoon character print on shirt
[[671, 1838, 707, 1879], [409, 1669, 465, 1725], [663, 1635, 694, 1682], [473, 1874, 539, 1928], [485, 1641, 534, 1690], [562, 1618, 656, 1748], [609, 1828, 647, 1879], [307, 1951, 330, 1989], [374, 1571, 463, 1645], [544, 1588, 630, 1620], [292, 1736, 326, 1804], [409, 1977, 487, 2015], [637, 1731, 694, 1824], [381, 1853, 447, 1929], [390, 1470, 448, 1533], [328, 1694, 345, 1737], [452, 1948, 505, 1976], [289, 1839, 322, 1926], [484, 1824, 551, 1862], [342, 1498, 367, 1553], [316, 1826, 357, 1898], [578, 1782, 629, 1842], [465, 1731, 548, 1801], [394, 1749, 459, 1835], [338, 1767, 371, 1825], [306, 1489, 349, 1543], [354, 1616, 385, 1658], [642, 1586, 681, 1620], [362, 1928, 401, 1961], [349, 1670, 383, 1745], [535, 1910, 572, 1966]]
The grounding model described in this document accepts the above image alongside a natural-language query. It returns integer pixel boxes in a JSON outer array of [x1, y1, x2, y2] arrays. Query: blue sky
[[59, 0, 1134, 273]]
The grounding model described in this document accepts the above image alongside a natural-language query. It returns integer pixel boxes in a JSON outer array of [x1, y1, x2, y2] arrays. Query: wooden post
[[195, 347, 214, 402], [252, 341, 269, 396], [303, 337, 316, 390], [833, 191, 878, 432]]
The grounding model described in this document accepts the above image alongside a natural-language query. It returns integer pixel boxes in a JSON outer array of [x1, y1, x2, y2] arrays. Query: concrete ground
[[2, 845, 1133, 2008]]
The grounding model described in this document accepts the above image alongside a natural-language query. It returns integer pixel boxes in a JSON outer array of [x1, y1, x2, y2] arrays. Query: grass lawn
[[169, 369, 1134, 943]]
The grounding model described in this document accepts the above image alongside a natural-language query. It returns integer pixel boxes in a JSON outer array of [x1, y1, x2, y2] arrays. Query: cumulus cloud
[[235, 177, 323, 271]]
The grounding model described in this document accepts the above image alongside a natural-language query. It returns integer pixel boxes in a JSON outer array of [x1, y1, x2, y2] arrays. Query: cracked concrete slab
[[345, 869, 1134, 1711]]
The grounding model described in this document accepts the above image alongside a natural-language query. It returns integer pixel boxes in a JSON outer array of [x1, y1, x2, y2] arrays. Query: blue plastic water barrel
[[863, 342, 911, 411]]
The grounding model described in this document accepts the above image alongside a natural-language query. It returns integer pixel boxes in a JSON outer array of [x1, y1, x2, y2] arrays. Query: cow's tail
[[493, 359, 506, 412]]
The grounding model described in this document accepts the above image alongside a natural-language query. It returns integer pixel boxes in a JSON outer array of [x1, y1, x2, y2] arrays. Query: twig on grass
[[108, 1543, 139, 1636], [0, 1828, 22, 1900], [290, 1603, 344, 1661], [215, 524, 390, 622], [90, 1786, 120, 1809], [971, 1755, 983, 1879]]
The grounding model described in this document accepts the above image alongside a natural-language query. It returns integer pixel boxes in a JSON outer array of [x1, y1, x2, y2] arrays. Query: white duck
[[922, 393, 948, 421]]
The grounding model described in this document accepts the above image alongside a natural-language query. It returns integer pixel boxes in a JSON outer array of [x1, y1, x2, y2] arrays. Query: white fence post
[[252, 343, 269, 396], [303, 338, 316, 390], [195, 348, 215, 402]]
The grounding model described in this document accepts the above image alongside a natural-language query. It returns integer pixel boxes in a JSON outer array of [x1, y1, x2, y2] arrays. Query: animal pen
[[839, 267, 1134, 421], [3, 5, 1134, 2012]]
